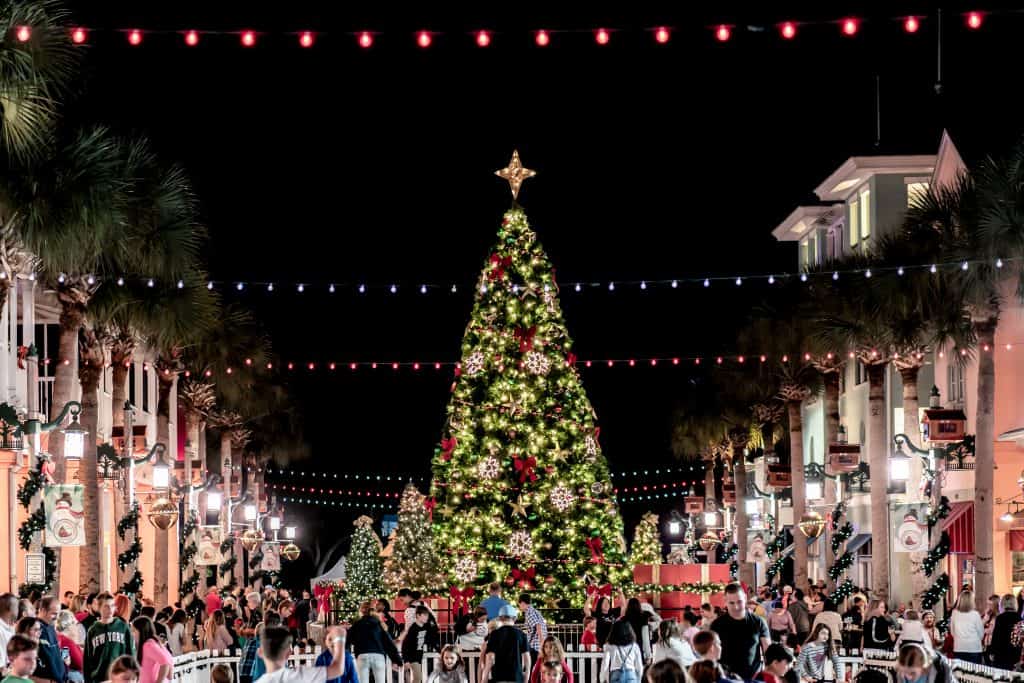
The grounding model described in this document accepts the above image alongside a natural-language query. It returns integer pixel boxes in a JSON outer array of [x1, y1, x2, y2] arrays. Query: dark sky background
[[60, 1, 1024, 574]]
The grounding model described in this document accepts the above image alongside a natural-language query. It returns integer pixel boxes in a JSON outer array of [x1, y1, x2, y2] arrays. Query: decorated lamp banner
[[261, 543, 281, 571], [44, 485, 85, 547], [892, 503, 929, 553], [197, 526, 223, 565]]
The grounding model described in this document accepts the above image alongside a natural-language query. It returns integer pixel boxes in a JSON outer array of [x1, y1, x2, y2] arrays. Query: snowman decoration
[[48, 491, 84, 546], [897, 508, 927, 552]]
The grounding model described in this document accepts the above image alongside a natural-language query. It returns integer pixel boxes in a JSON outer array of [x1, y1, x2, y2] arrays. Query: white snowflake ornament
[[463, 351, 485, 376], [585, 434, 599, 457], [453, 556, 478, 583], [524, 351, 551, 376], [508, 530, 534, 558], [549, 485, 576, 512], [477, 456, 501, 480]]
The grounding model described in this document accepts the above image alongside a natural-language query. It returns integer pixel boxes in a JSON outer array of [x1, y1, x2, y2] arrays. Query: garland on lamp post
[[218, 537, 237, 590], [179, 510, 201, 614], [827, 501, 857, 601], [764, 529, 787, 583], [117, 500, 143, 597], [921, 494, 951, 611], [16, 456, 56, 596]]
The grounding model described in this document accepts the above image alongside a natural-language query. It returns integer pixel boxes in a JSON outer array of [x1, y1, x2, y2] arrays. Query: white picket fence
[[170, 647, 1024, 683]]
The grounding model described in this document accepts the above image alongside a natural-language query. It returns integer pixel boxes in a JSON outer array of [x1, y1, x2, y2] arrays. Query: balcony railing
[[37, 376, 53, 421]]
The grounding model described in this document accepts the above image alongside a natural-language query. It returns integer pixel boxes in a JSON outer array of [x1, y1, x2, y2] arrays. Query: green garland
[[922, 532, 951, 576], [218, 556, 237, 577], [921, 573, 950, 610], [117, 504, 140, 540], [828, 502, 855, 582], [118, 539, 143, 570], [627, 582, 727, 595], [833, 578, 856, 601], [16, 457, 56, 596], [926, 496, 951, 530], [180, 571, 199, 596], [121, 570, 143, 596], [181, 514, 198, 540], [16, 461, 46, 508], [764, 531, 787, 582], [18, 506, 45, 549]]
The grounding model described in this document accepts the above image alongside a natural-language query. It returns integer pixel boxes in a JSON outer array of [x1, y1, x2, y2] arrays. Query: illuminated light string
[[267, 479, 699, 498], [281, 496, 394, 511], [281, 486, 693, 508], [264, 464, 702, 479], [40, 255, 1010, 298], [26, 11, 998, 49]]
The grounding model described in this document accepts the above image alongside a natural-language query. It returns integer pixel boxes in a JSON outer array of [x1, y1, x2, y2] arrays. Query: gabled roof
[[771, 204, 842, 242], [814, 155, 936, 202]]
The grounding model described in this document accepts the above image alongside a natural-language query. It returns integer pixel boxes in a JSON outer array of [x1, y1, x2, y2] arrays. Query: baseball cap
[[498, 605, 518, 618]]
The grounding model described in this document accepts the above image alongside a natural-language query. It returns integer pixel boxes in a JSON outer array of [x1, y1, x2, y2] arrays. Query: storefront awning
[[781, 536, 817, 558], [942, 501, 974, 554], [844, 533, 871, 555]]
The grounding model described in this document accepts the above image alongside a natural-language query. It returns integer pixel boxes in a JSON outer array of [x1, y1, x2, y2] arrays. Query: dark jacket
[[36, 620, 68, 683], [349, 615, 402, 663]]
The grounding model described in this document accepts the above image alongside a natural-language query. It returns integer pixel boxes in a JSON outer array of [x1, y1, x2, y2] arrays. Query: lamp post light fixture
[[152, 459, 171, 490], [284, 525, 297, 539], [703, 510, 718, 527], [206, 491, 222, 513], [889, 442, 913, 482], [667, 510, 685, 536], [61, 409, 87, 461], [269, 515, 281, 531], [745, 498, 759, 515], [244, 503, 257, 522]]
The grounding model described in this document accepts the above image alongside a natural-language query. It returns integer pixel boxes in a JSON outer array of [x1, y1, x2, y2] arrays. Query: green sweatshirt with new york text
[[85, 618, 134, 683]]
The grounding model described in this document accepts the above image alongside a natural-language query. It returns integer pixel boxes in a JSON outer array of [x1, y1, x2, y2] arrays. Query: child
[[3, 635, 38, 683], [529, 636, 573, 683], [401, 607, 437, 683], [540, 662, 564, 683], [600, 621, 642, 683], [582, 617, 599, 650], [691, 632, 722, 662], [426, 645, 467, 683], [107, 656, 141, 683], [212, 664, 235, 683]]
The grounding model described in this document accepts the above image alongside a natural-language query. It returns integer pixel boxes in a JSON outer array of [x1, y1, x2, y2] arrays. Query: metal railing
[[37, 376, 54, 421]]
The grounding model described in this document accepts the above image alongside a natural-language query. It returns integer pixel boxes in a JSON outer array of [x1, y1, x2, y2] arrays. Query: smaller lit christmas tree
[[630, 512, 663, 566], [384, 484, 444, 592], [343, 515, 384, 617]]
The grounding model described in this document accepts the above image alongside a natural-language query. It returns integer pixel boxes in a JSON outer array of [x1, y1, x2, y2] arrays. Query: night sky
[[60, 1, 1024, 572]]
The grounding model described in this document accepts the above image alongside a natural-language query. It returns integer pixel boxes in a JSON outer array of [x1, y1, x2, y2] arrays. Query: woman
[[896, 611, 929, 652], [585, 589, 624, 646], [427, 645, 468, 683], [895, 643, 952, 683], [114, 595, 133, 623], [166, 610, 187, 657], [810, 601, 843, 647], [988, 593, 1021, 669], [949, 591, 985, 664], [349, 601, 401, 683], [983, 594, 1000, 653], [56, 610, 86, 683], [529, 636, 574, 683], [133, 616, 173, 683], [796, 624, 841, 683], [646, 660, 687, 683], [16, 616, 42, 641], [375, 599, 401, 640], [651, 620, 695, 667], [769, 602, 797, 643], [203, 610, 233, 652], [600, 621, 643, 683], [620, 598, 652, 663], [921, 612, 942, 651], [17, 599, 35, 620], [862, 600, 895, 651]]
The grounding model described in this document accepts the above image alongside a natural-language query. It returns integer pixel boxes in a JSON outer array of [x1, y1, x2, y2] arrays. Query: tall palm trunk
[[153, 368, 176, 606], [974, 318, 997, 609], [787, 399, 809, 592], [731, 440, 753, 586], [898, 365, 923, 497], [77, 332, 104, 593], [110, 341, 134, 427], [866, 362, 890, 602], [822, 371, 840, 590]]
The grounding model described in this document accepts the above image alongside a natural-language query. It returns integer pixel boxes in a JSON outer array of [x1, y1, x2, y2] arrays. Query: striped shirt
[[523, 606, 547, 651]]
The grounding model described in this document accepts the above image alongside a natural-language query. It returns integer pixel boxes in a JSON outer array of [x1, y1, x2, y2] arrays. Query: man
[[479, 583, 511, 621], [0, 593, 18, 670], [79, 594, 100, 634], [481, 606, 530, 683], [62, 593, 74, 611], [710, 583, 771, 681], [349, 601, 401, 683], [295, 590, 313, 640], [255, 625, 347, 683], [314, 626, 359, 683], [517, 594, 547, 663], [699, 603, 716, 629], [205, 587, 224, 617], [84, 593, 133, 683], [843, 597, 865, 626], [787, 589, 810, 647], [400, 606, 437, 683], [3, 634, 39, 683], [139, 606, 167, 641], [241, 612, 282, 683], [758, 644, 797, 683], [35, 596, 67, 683], [692, 631, 722, 662], [241, 592, 263, 640]]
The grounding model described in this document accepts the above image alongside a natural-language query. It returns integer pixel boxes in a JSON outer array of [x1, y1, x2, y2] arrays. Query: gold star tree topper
[[495, 150, 536, 200]]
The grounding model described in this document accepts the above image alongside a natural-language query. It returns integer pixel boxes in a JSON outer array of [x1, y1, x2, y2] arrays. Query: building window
[[849, 199, 860, 247], [907, 181, 929, 208], [828, 226, 843, 260], [859, 188, 871, 240], [128, 364, 136, 407], [855, 360, 866, 385], [142, 366, 150, 413], [948, 363, 966, 405]]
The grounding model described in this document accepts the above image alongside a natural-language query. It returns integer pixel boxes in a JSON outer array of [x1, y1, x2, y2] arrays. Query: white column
[[5, 279, 15, 401], [99, 481, 111, 590], [22, 279, 35, 413], [0, 284, 9, 406]]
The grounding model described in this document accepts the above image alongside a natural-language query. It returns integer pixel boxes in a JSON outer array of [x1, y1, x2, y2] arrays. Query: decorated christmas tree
[[383, 483, 444, 592], [630, 512, 663, 566], [343, 515, 384, 616], [430, 152, 630, 608]]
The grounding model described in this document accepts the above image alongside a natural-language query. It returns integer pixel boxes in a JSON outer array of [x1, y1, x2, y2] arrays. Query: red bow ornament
[[514, 455, 537, 483], [16, 346, 28, 370], [511, 567, 536, 590], [424, 497, 436, 520], [440, 437, 457, 461], [586, 537, 605, 564], [515, 326, 537, 353], [587, 583, 613, 599], [449, 586, 476, 613], [489, 254, 513, 281], [566, 353, 577, 368]]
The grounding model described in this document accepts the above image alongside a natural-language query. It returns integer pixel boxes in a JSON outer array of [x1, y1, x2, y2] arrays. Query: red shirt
[[581, 630, 598, 648], [530, 660, 573, 683], [58, 634, 83, 672], [205, 592, 223, 615]]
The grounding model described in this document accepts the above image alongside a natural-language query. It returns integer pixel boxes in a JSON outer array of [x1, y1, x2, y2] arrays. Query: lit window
[[801, 239, 809, 267], [860, 188, 871, 240], [849, 199, 860, 247], [948, 363, 965, 406], [907, 182, 929, 208]]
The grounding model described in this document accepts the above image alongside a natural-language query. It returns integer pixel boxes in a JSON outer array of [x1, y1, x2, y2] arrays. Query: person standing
[[254, 625, 348, 683], [481, 606, 530, 683], [166, 611, 187, 657], [518, 595, 547, 664], [862, 601, 896, 652], [132, 617, 172, 683], [794, 625, 840, 683], [599, 621, 643, 683], [0, 593, 18, 670], [84, 593, 133, 683], [55, 611, 85, 683], [348, 602, 401, 683], [948, 592, 985, 664], [768, 602, 796, 643], [710, 583, 771, 681], [988, 594, 1021, 670], [787, 591, 810, 648], [809, 601, 843, 649], [35, 596, 68, 683], [479, 585, 511, 622], [401, 607, 437, 683]]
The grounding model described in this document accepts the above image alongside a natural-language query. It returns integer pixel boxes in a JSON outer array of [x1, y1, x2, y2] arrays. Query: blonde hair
[[956, 591, 975, 613], [541, 636, 565, 662], [55, 610, 79, 637]]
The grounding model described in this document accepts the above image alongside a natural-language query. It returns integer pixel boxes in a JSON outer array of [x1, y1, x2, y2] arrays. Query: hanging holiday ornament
[[477, 456, 501, 480], [495, 150, 536, 200], [698, 532, 720, 552], [798, 511, 826, 539], [463, 351, 486, 376], [507, 529, 534, 558], [241, 529, 264, 552], [282, 543, 301, 561], [549, 485, 576, 512], [585, 434, 599, 457], [453, 556, 479, 583], [591, 481, 607, 496], [524, 351, 551, 375]]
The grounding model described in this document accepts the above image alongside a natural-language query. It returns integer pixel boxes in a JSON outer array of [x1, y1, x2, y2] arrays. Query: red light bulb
[[16, 26, 30, 42], [780, 22, 797, 39], [184, 30, 199, 46], [417, 31, 431, 48], [654, 27, 670, 43], [595, 28, 610, 45], [535, 30, 550, 46], [715, 24, 731, 42], [966, 12, 983, 29], [904, 16, 920, 33], [358, 31, 373, 48], [128, 29, 143, 46], [476, 30, 491, 47], [842, 18, 859, 36], [299, 31, 314, 47], [241, 30, 256, 47], [71, 27, 87, 44]]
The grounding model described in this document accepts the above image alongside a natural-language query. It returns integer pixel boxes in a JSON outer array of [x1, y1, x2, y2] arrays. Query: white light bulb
[[177, 280, 184, 289], [207, 281, 213, 290], [768, 275, 775, 284], [297, 283, 305, 292], [236, 282, 244, 291], [267, 283, 274, 292], [962, 261, 969, 270], [608, 282, 615, 291], [420, 284, 427, 294], [703, 278, 710, 288], [897, 266, 904, 276], [671, 280, 678, 288], [865, 269, 872, 278], [997, 258, 1004, 268], [58, 273, 66, 283], [358, 284, 366, 293], [87, 275, 95, 285], [930, 264, 937, 273], [575, 283, 581, 292], [329, 283, 335, 293], [735, 277, 742, 286], [480, 284, 487, 293], [640, 281, 647, 290], [512, 284, 519, 294], [147, 278, 154, 288], [451, 284, 457, 293], [390, 284, 397, 294], [801, 273, 808, 282]]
